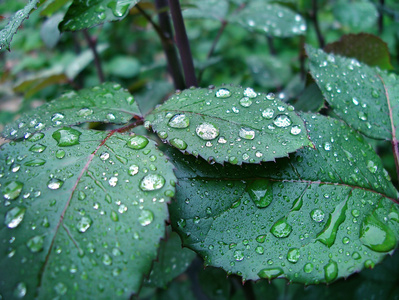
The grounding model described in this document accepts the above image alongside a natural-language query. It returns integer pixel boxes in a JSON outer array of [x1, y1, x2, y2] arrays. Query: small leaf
[[324, 34, 393, 70], [294, 83, 325, 113], [306, 45, 399, 142], [229, 2, 306, 37], [182, 0, 229, 21], [0, 0, 40, 51], [0, 128, 176, 298], [3, 82, 141, 139], [40, 13, 64, 49], [146, 85, 311, 165], [169, 113, 399, 284], [60, 0, 141, 31], [104, 56, 141, 78]]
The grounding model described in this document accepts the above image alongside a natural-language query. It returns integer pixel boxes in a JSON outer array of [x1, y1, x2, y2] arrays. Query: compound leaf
[[3, 82, 141, 140], [168, 113, 399, 285], [0, 127, 176, 298], [146, 85, 311, 165]]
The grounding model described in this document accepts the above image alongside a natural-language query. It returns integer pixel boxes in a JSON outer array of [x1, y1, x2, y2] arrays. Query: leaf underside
[[3, 82, 141, 140], [60, 0, 141, 31], [169, 113, 399, 284], [0, 127, 176, 299], [146, 85, 311, 166]]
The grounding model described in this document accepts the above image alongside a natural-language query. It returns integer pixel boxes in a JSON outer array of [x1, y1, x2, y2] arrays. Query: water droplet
[[4, 206, 26, 228], [140, 174, 165, 191], [106, 113, 116, 121], [78, 191, 86, 200], [52, 127, 82, 147], [158, 131, 168, 139], [127, 135, 149, 150], [364, 259, 375, 268], [358, 111, 367, 121], [77, 216, 92, 233], [108, 177, 118, 187], [270, 218, 292, 238], [51, 113, 65, 122], [247, 179, 273, 208], [215, 88, 231, 98], [77, 108, 93, 117], [56, 149, 65, 159], [138, 209, 154, 226], [360, 213, 397, 252], [14, 282, 27, 298], [352, 97, 359, 105], [228, 156, 238, 165], [26, 235, 44, 253], [168, 114, 190, 128], [234, 250, 244, 261], [255, 246, 264, 254], [287, 248, 300, 263], [47, 178, 64, 190], [262, 108, 274, 119], [107, 1, 129, 17], [310, 209, 325, 222], [367, 160, 377, 173], [100, 152, 110, 160], [273, 115, 292, 128], [256, 235, 266, 243], [266, 93, 275, 100], [170, 138, 188, 150], [29, 144, 46, 153], [303, 263, 314, 273], [239, 97, 252, 107], [27, 132, 45, 142], [102, 253, 113, 265], [196, 123, 219, 140], [54, 282, 67, 295], [239, 127, 255, 140], [258, 268, 283, 280], [324, 260, 338, 283], [2, 181, 23, 200], [290, 125, 301, 135], [371, 89, 379, 98], [128, 164, 139, 176], [24, 158, 46, 167]]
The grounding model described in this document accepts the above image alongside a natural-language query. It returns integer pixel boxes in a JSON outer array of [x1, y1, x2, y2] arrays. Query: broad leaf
[[294, 83, 325, 113], [182, 0, 229, 21], [306, 45, 399, 142], [3, 82, 141, 139], [0, 127, 176, 298], [60, 0, 140, 31], [229, 2, 306, 37], [0, 0, 40, 51], [169, 113, 399, 284], [146, 85, 311, 165]]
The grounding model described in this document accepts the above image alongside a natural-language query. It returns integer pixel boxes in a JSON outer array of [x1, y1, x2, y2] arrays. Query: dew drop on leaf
[[170, 138, 188, 150], [262, 108, 274, 119], [14, 282, 27, 298], [2, 181, 23, 200], [56, 149, 66, 159], [77, 216, 92, 233], [234, 250, 244, 261], [239, 97, 253, 107], [255, 246, 264, 255], [51, 113, 65, 122], [47, 178, 64, 190], [127, 135, 149, 150], [24, 158, 46, 167], [102, 253, 113, 265], [128, 164, 139, 176], [310, 209, 325, 222], [140, 174, 165, 191], [247, 179, 273, 208], [29, 144, 46, 153], [273, 115, 292, 128], [52, 127, 82, 147], [290, 125, 301, 135], [78, 191, 86, 200], [215, 88, 231, 98], [196, 123, 220, 140], [138, 209, 154, 226], [26, 235, 44, 253], [27, 132, 45, 142], [77, 108, 93, 117], [4, 206, 26, 228], [54, 282, 67, 295], [304, 263, 314, 273], [287, 248, 300, 263], [270, 218, 292, 238], [107, 1, 129, 17], [108, 177, 118, 187], [243, 87, 257, 98], [367, 160, 377, 173], [100, 152, 110, 161], [168, 114, 190, 129], [258, 268, 283, 280], [239, 127, 255, 140], [106, 113, 116, 121], [324, 260, 338, 283], [266, 93, 275, 100]]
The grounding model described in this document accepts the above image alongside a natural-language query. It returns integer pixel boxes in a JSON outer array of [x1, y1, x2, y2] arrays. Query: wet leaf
[[294, 83, 325, 113], [168, 113, 399, 284], [229, 2, 306, 37], [0, 127, 176, 298], [0, 0, 40, 51], [146, 85, 311, 165], [3, 82, 141, 139], [60, 0, 141, 31], [182, 0, 229, 21], [306, 45, 399, 141]]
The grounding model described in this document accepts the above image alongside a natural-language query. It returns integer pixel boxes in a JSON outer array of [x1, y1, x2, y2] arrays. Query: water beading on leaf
[[60, 0, 141, 31], [146, 85, 311, 165], [3, 82, 141, 140], [0, 0, 40, 51], [0, 128, 176, 298], [168, 113, 399, 284]]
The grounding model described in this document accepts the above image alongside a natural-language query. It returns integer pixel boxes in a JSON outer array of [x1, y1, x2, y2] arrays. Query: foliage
[[1, 0, 399, 299]]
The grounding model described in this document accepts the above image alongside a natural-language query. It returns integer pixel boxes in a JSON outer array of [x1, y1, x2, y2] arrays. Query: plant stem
[[266, 35, 276, 56], [378, 0, 385, 34], [168, 0, 198, 87], [82, 29, 105, 83], [311, 0, 325, 48], [153, 0, 186, 90]]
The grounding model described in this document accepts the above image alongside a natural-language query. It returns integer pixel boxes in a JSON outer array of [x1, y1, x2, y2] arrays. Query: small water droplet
[[266, 93, 275, 100], [158, 131, 168, 139], [128, 164, 139, 176], [273, 115, 292, 128], [138, 209, 154, 226], [255, 246, 264, 254], [168, 114, 190, 128], [77, 216, 92, 233], [243, 87, 257, 98], [310, 209, 325, 222], [14, 282, 27, 298], [77, 108, 93, 117], [2, 181, 23, 200], [367, 160, 377, 173], [290, 125, 301, 135], [196, 123, 219, 140], [127, 135, 149, 150], [29, 144, 46, 153], [239, 127, 255, 140], [352, 97, 359, 105], [100, 152, 110, 161], [262, 108, 274, 119], [258, 268, 283, 280], [303, 263, 314, 273], [270, 218, 292, 238], [4, 206, 26, 228], [287, 248, 300, 263], [324, 260, 338, 283], [247, 179, 273, 208], [24, 159, 46, 167], [54, 282, 67, 295], [371, 89, 379, 98], [106, 113, 116, 121], [215, 88, 231, 98], [234, 250, 244, 261], [26, 235, 44, 253], [102, 253, 113, 265], [47, 178, 64, 190], [107, 1, 129, 17], [360, 213, 397, 252], [56, 149, 66, 159], [52, 127, 82, 147], [140, 174, 165, 191], [239, 97, 252, 107], [51, 113, 65, 122], [228, 156, 238, 165], [170, 138, 188, 150], [108, 177, 118, 187]]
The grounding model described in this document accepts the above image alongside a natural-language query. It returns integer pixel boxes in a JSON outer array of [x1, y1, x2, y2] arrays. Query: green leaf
[[182, 0, 229, 21], [104, 56, 141, 78], [0, 0, 40, 51], [324, 34, 393, 70], [60, 0, 140, 31], [3, 82, 141, 139], [306, 45, 399, 142], [145, 85, 311, 165], [168, 113, 399, 284], [0, 127, 176, 298], [293, 83, 325, 113], [229, 2, 306, 37], [146, 231, 196, 288], [40, 13, 64, 49]]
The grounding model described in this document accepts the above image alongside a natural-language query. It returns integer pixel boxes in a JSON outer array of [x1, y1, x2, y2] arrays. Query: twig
[[310, 0, 324, 48], [168, 0, 198, 87], [82, 29, 105, 83], [378, 0, 385, 34]]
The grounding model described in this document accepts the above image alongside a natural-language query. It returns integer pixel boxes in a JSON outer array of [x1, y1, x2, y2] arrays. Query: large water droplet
[[239, 127, 255, 140], [128, 164, 139, 176], [2, 181, 23, 200], [239, 97, 252, 107], [270, 217, 292, 238], [310, 209, 325, 222], [26, 235, 44, 253], [14, 282, 27, 298], [138, 209, 154, 226], [127, 135, 149, 150], [168, 114, 190, 129], [234, 250, 244, 261], [262, 108, 274, 119], [196, 123, 219, 140], [243, 87, 257, 98], [304, 263, 314, 273], [258, 268, 283, 280], [52, 127, 82, 147], [360, 213, 397, 252], [287, 248, 300, 263], [77, 217, 92, 233], [324, 260, 338, 283], [170, 138, 188, 150], [27, 132, 44, 142], [215, 88, 231, 98], [29, 144, 46, 153], [140, 174, 165, 191], [51, 113, 65, 122], [4, 206, 26, 228], [107, 1, 129, 17], [247, 179, 273, 208], [56, 149, 66, 159], [273, 115, 292, 128], [47, 178, 64, 190], [77, 108, 93, 117], [24, 158, 46, 167], [290, 125, 301, 135], [367, 160, 377, 173]]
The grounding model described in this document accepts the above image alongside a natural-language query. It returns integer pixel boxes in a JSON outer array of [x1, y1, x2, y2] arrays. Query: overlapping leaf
[[229, 2, 306, 37], [146, 85, 311, 165], [0, 0, 40, 51], [306, 45, 399, 142], [3, 82, 140, 139], [168, 113, 399, 284], [182, 0, 229, 21], [0, 127, 176, 298], [60, 0, 140, 31]]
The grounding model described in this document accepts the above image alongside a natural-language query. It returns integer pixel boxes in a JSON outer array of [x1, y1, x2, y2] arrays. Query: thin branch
[[378, 0, 385, 34], [310, 0, 325, 48], [82, 29, 105, 83], [168, 0, 198, 87]]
